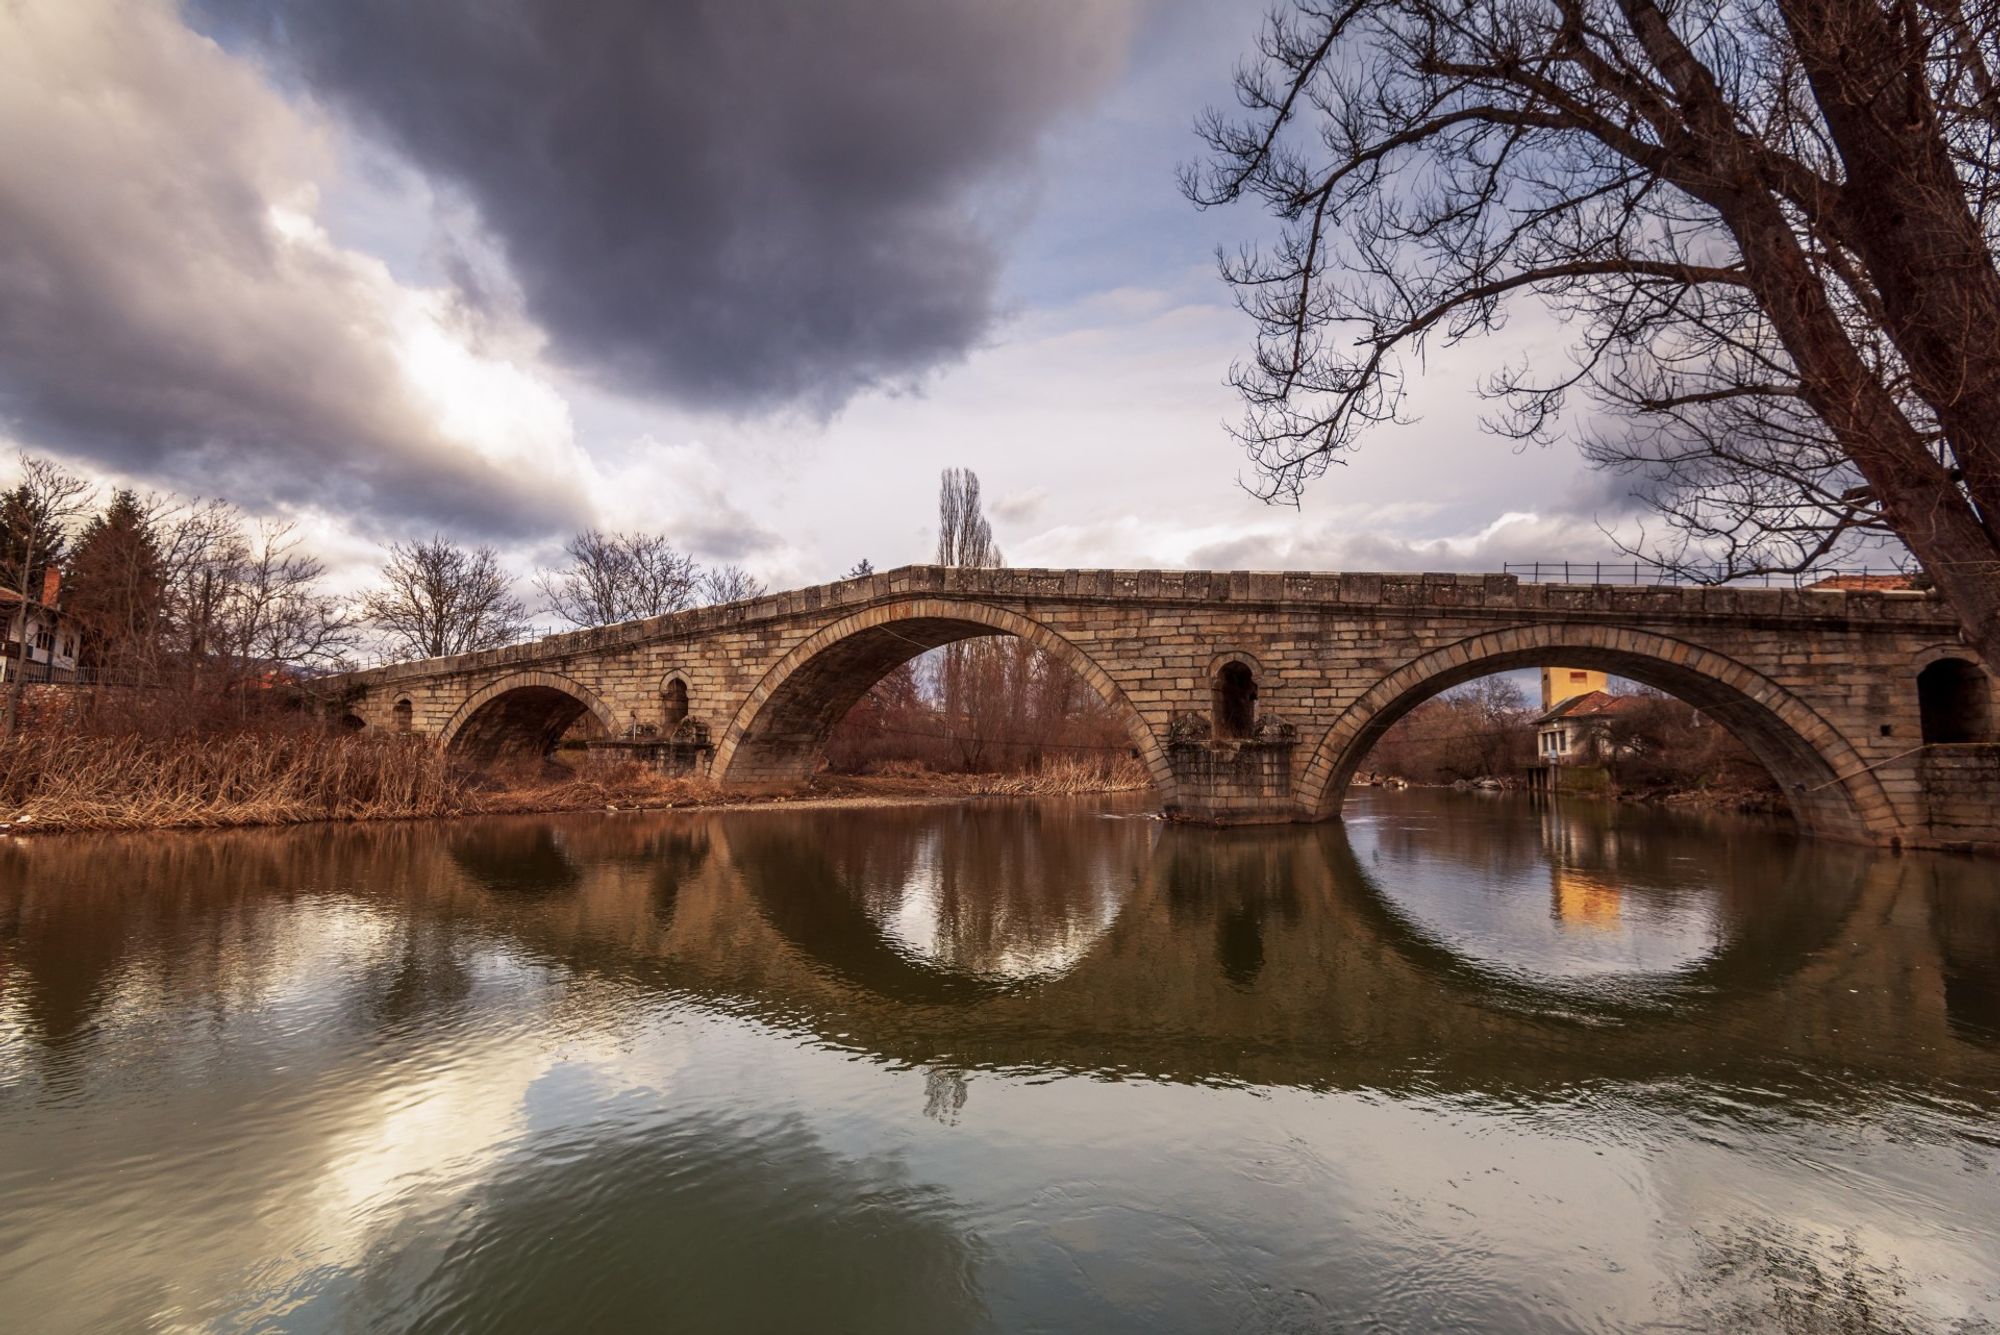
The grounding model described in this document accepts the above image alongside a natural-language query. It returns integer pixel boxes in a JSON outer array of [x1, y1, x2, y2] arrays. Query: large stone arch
[[440, 670, 618, 768], [1295, 624, 1898, 841], [711, 597, 1174, 793]]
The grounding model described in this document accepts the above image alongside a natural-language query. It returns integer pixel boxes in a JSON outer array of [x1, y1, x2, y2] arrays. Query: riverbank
[[0, 728, 1152, 834], [1365, 774, 1788, 816]]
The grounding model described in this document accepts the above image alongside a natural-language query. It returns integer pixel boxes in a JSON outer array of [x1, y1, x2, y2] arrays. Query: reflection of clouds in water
[[2, 897, 694, 1332], [876, 830, 1124, 982], [1645, 1129, 1996, 1332], [297, 1014, 692, 1277]]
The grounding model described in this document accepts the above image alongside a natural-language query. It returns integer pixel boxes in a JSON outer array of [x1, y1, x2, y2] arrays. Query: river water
[[1, 790, 1996, 1333]]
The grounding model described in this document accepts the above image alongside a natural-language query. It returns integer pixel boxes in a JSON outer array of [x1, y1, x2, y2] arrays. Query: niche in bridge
[[661, 676, 689, 729], [1211, 661, 1258, 739], [1918, 658, 1992, 743], [393, 698, 413, 734], [449, 684, 601, 768]]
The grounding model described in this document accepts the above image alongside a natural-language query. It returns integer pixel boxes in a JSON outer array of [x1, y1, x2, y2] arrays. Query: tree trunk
[[1780, 0, 2000, 540], [2, 535, 38, 739]]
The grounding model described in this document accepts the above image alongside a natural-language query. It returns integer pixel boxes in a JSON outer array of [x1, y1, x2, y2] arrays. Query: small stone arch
[[392, 697, 413, 734], [1295, 624, 1897, 841], [440, 670, 618, 768], [1212, 660, 1259, 740], [712, 597, 1172, 793], [1917, 656, 1993, 743]]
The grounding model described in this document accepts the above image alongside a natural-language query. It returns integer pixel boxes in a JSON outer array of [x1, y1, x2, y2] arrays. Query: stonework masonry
[[324, 565, 2000, 853]]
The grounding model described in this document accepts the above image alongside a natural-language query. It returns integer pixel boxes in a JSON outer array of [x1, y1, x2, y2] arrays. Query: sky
[[0, 0, 1640, 607]]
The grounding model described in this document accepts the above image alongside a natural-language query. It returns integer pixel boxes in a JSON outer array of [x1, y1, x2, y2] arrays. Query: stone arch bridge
[[325, 566, 1999, 852]]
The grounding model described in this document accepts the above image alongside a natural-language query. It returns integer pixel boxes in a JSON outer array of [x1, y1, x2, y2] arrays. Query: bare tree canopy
[[936, 467, 1001, 568], [695, 564, 767, 606], [1187, 0, 2000, 666], [535, 529, 699, 628], [364, 537, 530, 660]]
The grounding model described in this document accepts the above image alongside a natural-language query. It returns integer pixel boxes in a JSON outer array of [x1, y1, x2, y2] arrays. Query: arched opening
[[715, 601, 1171, 795], [1212, 661, 1258, 739], [1918, 658, 1992, 743], [337, 712, 366, 732], [443, 674, 615, 770], [1302, 630, 1891, 843], [661, 677, 690, 730], [392, 698, 413, 734]]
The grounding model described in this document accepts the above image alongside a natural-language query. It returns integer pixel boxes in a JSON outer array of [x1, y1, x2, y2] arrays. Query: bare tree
[[363, 537, 530, 660], [222, 521, 355, 678], [932, 468, 1008, 749], [1188, 0, 2000, 666], [695, 563, 767, 605], [0, 455, 93, 734], [535, 529, 699, 628], [936, 467, 1001, 568], [154, 498, 246, 676]]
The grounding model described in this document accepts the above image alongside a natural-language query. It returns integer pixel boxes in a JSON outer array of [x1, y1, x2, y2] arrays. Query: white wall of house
[[2, 605, 78, 679]]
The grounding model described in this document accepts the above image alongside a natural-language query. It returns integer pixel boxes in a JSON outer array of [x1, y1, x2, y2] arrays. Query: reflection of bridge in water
[[5, 796, 1996, 1105]]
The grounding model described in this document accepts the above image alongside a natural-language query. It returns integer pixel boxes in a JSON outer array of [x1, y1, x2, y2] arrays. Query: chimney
[[39, 566, 60, 606]]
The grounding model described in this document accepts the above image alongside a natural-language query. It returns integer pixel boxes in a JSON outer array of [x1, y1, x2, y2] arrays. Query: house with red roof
[[0, 567, 79, 683], [1533, 689, 1635, 766]]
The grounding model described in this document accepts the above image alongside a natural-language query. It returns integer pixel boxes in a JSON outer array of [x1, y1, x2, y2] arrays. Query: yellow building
[[1540, 666, 1608, 712]]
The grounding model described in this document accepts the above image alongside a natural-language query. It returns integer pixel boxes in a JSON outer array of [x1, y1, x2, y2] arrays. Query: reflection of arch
[[1918, 657, 1992, 743], [1297, 625, 1895, 839], [440, 671, 618, 767], [731, 825, 1010, 1004], [712, 598, 1171, 790], [1312, 812, 1867, 1019]]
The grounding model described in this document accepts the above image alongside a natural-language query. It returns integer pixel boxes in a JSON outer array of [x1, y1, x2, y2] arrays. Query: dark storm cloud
[[202, 0, 1137, 415], [0, 0, 588, 537]]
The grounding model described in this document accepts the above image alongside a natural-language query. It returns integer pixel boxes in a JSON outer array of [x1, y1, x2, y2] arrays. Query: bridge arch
[[440, 670, 618, 767], [1296, 624, 1897, 841], [712, 597, 1174, 792]]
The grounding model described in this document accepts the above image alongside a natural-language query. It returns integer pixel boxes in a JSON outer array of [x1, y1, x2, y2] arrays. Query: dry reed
[[0, 728, 1149, 834], [0, 727, 473, 831]]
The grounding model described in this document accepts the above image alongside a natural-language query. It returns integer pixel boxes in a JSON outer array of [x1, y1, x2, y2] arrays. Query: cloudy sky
[[1, 0, 1634, 601]]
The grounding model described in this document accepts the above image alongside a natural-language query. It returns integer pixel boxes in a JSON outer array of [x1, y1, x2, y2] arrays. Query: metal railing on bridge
[[1501, 562, 1926, 590]]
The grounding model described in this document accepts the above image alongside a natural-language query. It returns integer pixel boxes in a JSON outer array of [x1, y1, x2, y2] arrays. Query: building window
[[1212, 661, 1258, 739], [662, 677, 689, 729], [1918, 658, 1992, 743]]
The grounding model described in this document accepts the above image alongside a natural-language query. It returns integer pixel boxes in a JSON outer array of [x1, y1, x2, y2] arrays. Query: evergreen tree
[[0, 485, 70, 597], [63, 489, 166, 676]]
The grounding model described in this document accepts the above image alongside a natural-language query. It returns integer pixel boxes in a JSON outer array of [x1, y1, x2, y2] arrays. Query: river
[[1, 790, 1996, 1333]]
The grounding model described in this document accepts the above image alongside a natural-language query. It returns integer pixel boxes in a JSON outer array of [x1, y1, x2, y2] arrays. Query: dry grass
[[0, 730, 1148, 834], [0, 727, 474, 831], [842, 755, 1152, 796]]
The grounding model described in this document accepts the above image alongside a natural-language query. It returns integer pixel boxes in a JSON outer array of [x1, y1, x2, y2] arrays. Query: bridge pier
[[1161, 729, 1301, 826]]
